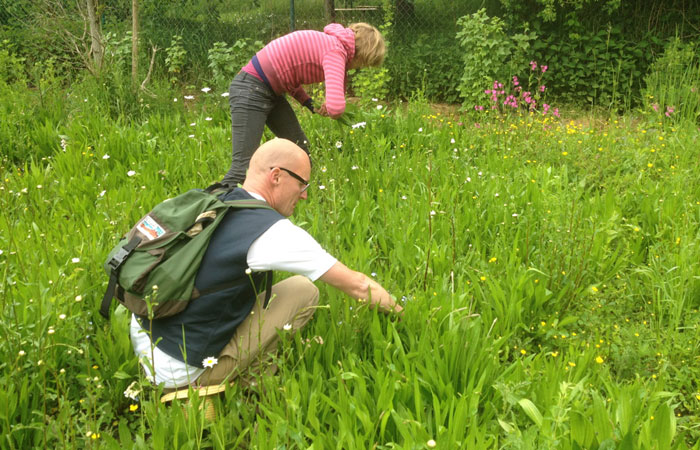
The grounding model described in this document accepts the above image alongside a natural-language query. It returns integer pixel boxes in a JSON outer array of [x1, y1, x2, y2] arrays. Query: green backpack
[[100, 186, 273, 320]]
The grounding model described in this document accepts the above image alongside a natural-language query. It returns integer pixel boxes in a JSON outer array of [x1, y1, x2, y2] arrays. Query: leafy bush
[[642, 37, 700, 124], [0, 39, 27, 86], [207, 39, 263, 89], [456, 8, 537, 109], [529, 17, 651, 110], [384, 34, 462, 103], [165, 35, 187, 85], [102, 31, 134, 74]]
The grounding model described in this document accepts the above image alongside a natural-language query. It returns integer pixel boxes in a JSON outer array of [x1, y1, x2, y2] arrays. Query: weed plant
[[0, 77, 699, 448]]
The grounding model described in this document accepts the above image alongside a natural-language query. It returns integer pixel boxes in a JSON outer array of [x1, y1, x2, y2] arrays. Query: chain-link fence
[[1, 0, 475, 61], [0, 0, 476, 101]]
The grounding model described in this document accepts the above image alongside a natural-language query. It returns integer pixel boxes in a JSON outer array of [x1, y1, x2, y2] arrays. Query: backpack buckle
[[108, 236, 142, 272], [108, 247, 131, 271]]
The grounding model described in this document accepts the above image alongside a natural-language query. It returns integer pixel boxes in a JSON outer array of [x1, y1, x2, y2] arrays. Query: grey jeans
[[221, 71, 310, 187]]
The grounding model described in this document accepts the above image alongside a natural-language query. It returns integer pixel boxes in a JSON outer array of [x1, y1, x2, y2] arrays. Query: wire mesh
[[1, 0, 472, 60]]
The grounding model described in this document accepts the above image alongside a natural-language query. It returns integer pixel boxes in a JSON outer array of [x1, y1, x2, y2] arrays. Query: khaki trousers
[[196, 275, 319, 386]]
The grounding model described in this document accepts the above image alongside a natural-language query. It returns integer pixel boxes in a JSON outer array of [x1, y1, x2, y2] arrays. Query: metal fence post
[[290, 0, 295, 31]]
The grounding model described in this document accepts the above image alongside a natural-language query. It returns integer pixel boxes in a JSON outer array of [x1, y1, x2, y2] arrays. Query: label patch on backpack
[[136, 215, 166, 240]]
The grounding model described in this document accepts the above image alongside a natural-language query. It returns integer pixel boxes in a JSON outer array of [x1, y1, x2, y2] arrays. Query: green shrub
[[102, 31, 134, 75], [207, 39, 263, 89], [0, 39, 27, 86], [165, 35, 187, 85], [385, 35, 462, 103], [456, 8, 536, 109], [529, 18, 651, 110], [642, 37, 700, 124]]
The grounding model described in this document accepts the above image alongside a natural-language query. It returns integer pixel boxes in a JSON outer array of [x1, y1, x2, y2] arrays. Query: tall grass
[[0, 79, 699, 448], [643, 37, 700, 124]]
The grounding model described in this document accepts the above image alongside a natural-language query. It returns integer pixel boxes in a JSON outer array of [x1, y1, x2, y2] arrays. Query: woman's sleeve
[[290, 86, 311, 106], [321, 49, 348, 118]]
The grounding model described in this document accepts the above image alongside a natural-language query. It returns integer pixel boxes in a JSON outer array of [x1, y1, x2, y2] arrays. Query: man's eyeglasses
[[274, 167, 310, 192]]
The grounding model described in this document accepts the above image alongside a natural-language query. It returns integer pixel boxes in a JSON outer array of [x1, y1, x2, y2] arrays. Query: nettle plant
[[207, 39, 263, 89], [165, 35, 187, 85], [475, 60, 560, 118]]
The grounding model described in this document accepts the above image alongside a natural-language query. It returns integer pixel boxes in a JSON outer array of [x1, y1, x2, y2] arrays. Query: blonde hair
[[349, 22, 385, 68]]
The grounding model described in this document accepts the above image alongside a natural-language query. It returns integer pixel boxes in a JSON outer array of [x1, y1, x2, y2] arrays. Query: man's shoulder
[[258, 219, 318, 245]]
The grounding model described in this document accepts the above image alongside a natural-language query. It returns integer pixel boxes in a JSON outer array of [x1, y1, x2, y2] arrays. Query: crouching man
[[130, 138, 402, 389]]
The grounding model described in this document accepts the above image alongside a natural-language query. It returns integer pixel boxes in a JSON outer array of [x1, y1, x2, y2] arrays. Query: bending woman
[[221, 22, 385, 187]]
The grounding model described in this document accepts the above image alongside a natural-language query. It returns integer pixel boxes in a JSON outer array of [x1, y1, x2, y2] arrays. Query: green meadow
[[1, 78, 699, 448]]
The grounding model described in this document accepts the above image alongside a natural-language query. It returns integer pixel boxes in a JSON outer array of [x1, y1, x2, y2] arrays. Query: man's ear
[[269, 167, 281, 185]]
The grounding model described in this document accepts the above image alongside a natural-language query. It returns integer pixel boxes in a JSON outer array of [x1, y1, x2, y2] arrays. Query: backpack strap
[[223, 198, 274, 210], [263, 271, 273, 308], [100, 235, 142, 319], [204, 182, 232, 195]]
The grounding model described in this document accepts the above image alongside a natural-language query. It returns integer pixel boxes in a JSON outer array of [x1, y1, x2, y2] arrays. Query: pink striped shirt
[[242, 24, 356, 119]]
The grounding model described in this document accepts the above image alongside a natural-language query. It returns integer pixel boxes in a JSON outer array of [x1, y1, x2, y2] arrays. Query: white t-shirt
[[131, 197, 337, 388]]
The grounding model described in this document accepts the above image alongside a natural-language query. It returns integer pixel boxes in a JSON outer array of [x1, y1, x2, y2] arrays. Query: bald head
[[247, 138, 310, 178], [242, 138, 311, 217]]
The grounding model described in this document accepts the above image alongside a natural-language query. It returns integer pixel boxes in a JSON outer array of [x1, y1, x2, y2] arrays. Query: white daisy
[[202, 356, 218, 368]]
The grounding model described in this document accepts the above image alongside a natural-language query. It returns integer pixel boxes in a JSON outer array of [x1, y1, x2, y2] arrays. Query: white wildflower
[[430, 210, 436, 216], [127, 170, 136, 177], [450, 138, 455, 143], [418, 127, 423, 132], [427, 439, 437, 448], [71, 257, 80, 263], [202, 356, 218, 368], [124, 381, 140, 400], [75, 295, 83, 302], [376, 105, 382, 110], [18, 350, 26, 356], [184, 95, 194, 100], [102, 154, 110, 160], [205, 117, 213, 121], [351, 121, 366, 129], [99, 190, 106, 197], [319, 185, 326, 190], [245, 268, 252, 275], [221, 92, 229, 97], [335, 141, 342, 149], [283, 323, 292, 331], [201, 87, 211, 93]]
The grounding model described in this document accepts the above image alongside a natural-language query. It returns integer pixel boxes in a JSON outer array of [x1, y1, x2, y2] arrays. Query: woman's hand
[[317, 104, 330, 117]]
